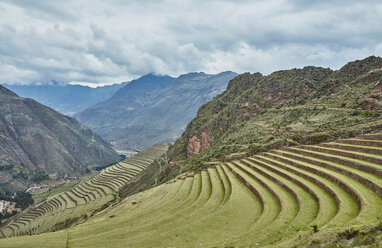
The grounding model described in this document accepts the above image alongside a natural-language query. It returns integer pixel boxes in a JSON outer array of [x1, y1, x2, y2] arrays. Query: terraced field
[[0, 144, 168, 239], [1, 132, 382, 247]]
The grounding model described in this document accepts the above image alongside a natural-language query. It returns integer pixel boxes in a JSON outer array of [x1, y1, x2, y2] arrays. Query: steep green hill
[[170, 56, 382, 163]]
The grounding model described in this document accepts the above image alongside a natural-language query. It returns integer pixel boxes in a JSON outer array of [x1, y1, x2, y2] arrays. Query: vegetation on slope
[[163, 56, 380, 175], [176, 57, 382, 157], [0, 85, 121, 193]]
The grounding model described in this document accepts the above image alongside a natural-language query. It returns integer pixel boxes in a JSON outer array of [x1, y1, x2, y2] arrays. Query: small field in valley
[[1, 132, 382, 247]]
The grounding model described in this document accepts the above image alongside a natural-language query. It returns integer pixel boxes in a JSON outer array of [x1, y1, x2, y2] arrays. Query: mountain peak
[[338, 56, 382, 78], [176, 72, 208, 81], [0, 85, 18, 97], [140, 73, 174, 80]]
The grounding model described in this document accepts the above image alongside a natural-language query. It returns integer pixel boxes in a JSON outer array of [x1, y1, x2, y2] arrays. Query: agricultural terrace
[[1, 132, 382, 247], [0, 144, 168, 238]]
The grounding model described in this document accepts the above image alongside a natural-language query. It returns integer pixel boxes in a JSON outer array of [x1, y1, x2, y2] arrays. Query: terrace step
[[241, 158, 319, 229], [297, 146, 382, 174], [149, 168, 225, 239], [282, 148, 382, 195], [337, 139, 382, 147], [263, 152, 358, 226], [321, 143, 382, 156], [250, 156, 338, 227], [357, 134, 382, 140], [230, 161, 304, 245], [270, 150, 382, 224]]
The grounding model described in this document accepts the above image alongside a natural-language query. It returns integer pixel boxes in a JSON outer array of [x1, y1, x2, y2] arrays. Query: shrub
[[311, 224, 318, 233], [337, 228, 359, 240], [246, 145, 262, 156], [14, 192, 34, 210], [352, 110, 361, 116], [375, 221, 382, 232]]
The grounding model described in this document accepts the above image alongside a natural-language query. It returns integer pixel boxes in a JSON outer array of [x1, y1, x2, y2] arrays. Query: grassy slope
[[1, 132, 381, 247]]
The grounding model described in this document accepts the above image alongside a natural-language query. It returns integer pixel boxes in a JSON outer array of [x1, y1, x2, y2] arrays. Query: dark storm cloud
[[0, 0, 381, 86]]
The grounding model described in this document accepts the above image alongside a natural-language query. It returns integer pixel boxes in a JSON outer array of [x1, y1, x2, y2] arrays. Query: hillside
[[75, 72, 237, 150], [1, 131, 381, 247], [0, 144, 168, 238], [0, 85, 121, 193], [116, 56, 382, 201], [170, 56, 382, 163], [3, 83, 126, 116]]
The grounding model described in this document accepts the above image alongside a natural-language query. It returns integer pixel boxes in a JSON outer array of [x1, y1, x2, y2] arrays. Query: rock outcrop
[[187, 130, 213, 157]]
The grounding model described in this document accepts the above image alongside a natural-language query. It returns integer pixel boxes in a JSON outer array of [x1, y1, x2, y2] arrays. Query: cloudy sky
[[1, 0, 382, 86]]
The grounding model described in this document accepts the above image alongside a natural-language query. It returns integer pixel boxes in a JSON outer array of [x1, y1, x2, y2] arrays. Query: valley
[[0, 144, 168, 238], [0, 86, 121, 193], [1, 1, 381, 246], [0, 57, 382, 247]]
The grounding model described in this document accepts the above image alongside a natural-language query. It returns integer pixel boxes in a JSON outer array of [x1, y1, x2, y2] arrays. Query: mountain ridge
[[3, 82, 127, 115], [75, 71, 237, 149]]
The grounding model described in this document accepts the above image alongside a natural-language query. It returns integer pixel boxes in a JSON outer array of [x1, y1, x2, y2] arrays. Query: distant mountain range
[[3, 83, 127, 115], [0, 85, 121, 193], [75, 71, 237, 150]]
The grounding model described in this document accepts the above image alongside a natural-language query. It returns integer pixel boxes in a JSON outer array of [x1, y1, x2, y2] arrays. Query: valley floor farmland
[[1, 132, 382, 247]]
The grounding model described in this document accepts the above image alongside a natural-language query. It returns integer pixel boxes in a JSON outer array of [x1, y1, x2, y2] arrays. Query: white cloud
[[0, 0, 381, 85]]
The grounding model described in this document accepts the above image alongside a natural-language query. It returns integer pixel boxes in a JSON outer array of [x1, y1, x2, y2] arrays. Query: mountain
[[0, 85, 121, 192], [75, 71, 237, 150], [3, 83, 126, 115], [118, 56, 382, 197]]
